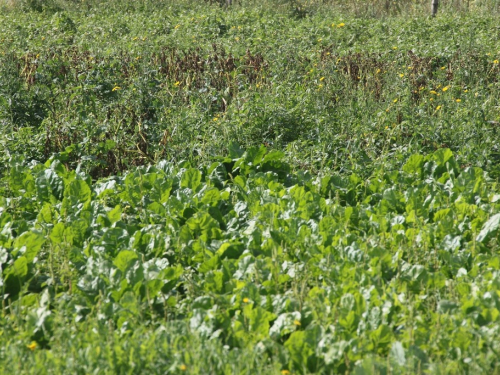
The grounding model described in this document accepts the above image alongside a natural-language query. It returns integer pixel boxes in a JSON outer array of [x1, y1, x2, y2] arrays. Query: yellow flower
[[331, 23, 335, 27], [429, 98, 434, 101], [293, 320, 301, 326], [376, 69, 381, 74], [317, 38, 322, 42], [399, 73, 404, 78], [494, 60, 499, 64], [180, 364, 187, 371], [174, 24, 181, 29], [112, 86, 121, 92], [213, 117, 219, 122], [133, 37, 138, 41], [174, 81, 180, 87], [235, 37, 240, 41], [243, 297, 249, 303], [318, 84, 323, 89], [440, 66, 446, 70], [27, 341, 37, 351], [463, 89, 468, 93], [337, 23, 345, 27], [281, 370, 291, 375], [456, 98, 461, 102], [319, 77, 325, 81], [436, 105, 442, 110], [442, 86, 449, 92], [393, 98, 398, 103], [392, 46, 397, 50]]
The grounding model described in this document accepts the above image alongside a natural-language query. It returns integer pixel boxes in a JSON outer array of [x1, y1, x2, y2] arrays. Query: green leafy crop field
[[1, 0, 500, 373]]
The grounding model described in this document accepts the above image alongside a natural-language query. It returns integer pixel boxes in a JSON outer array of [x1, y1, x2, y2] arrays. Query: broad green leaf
[[113, 250, 138, 272], [476, 213, 500, 243], [228, 141, 244, 158], [243, 305, 276, 337], [50, 223, 66, 245], [65, 179, 91, 203], [108, 205, 122, 224], [14, 231, 45, 262], [181, 168, 202, 191], [403, 154, 424, 175], [432, 148, 454, 167], [8, 256, 28, 279]]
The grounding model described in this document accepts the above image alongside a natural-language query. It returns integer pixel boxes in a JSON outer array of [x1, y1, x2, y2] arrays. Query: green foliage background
[[1, 0, 500, 373]]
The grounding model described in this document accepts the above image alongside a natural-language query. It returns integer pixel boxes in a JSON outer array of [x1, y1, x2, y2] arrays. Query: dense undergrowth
[[2, 0, 500, 374], [1, 0, 500, 177]]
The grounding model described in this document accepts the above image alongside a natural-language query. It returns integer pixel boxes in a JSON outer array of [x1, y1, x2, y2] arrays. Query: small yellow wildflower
[[430, 90, 437, 95], [243, 297, 249, 303], [41, 36, 45, 40], [293, 320, 301, 326], [399, 73, 404, 78], [318, 84, 324, 89], [464, 89, 468, 93], [337, 23, 345, 28], [112, 86, 121, 92], [376, 69, 381, 74], [213, 117, 219, 122], [281, 370, 291, 375], [440, 66, 446, 70], [174, 24, 181, 29], [331, 23, 335, 27], [385, 125, 389, 130], [235, 37, 240, 41], [429, 98, 434, 101], [436, 105, 442, 110], [494, 60, 499, 64], [317, 38, 322, 42], [180, 364, 187, 371], [133, 37, 138, 41], [393, 98, 398, 103], [27, 341, 37, 351], [392, 46, 398, 50], [456, 98, 461, 102], [442, 86, 449, 92], [319, 77, 325, 81], [174, 81, 180, 87]]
